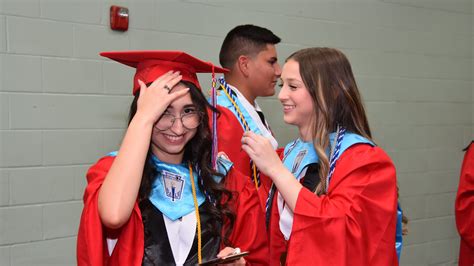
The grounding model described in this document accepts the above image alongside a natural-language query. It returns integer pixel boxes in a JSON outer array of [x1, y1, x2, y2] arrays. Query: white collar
[[226, 83, 260, 109], [226, 83, 278, 149]]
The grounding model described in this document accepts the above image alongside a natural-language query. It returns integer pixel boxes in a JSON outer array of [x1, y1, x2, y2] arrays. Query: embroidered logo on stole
[[292, 150, 307, 174], [282, 140, 318, 180], [162, 170, 185, 201]]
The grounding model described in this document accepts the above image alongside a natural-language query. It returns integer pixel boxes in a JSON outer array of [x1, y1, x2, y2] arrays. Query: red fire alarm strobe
[[110, 5, 129, 31]]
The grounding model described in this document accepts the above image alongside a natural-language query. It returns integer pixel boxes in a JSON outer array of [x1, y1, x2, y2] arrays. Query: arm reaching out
[[241, 131, 302, 211]]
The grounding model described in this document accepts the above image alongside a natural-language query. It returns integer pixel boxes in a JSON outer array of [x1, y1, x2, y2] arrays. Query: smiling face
[[278, 59, 315, 140], [151, 83, 199, 164]]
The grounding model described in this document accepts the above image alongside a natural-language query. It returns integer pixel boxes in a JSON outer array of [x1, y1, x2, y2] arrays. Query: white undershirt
[[106, 211, 197, 266], [164, 211, 197, 266], [278, 167, 308, 240], [106, 237, 117, 256], [227, 84, 278, 149]]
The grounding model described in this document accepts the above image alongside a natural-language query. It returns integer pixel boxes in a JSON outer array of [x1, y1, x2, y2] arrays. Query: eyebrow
[[282, 78, 303, 83], [167, 104, 196, 110]]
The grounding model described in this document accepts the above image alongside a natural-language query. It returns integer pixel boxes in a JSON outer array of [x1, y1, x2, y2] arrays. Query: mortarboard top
[[100, 50, 228, 95]]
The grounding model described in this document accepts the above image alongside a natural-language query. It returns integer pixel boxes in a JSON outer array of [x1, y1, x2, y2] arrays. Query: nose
[[278, 85, 287, 102], [170, 117, 185, 135], [274, 62, 282, 77]]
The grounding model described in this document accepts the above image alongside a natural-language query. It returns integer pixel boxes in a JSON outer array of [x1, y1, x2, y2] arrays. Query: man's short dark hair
[[219, 24, 281, 69]]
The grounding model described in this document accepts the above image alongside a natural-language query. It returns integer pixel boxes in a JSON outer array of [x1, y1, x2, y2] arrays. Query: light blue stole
[[106, 152, 233, 221], [282, 132, 373, 179], [215, 77, 265, 135], [148, 156, 205, 221]]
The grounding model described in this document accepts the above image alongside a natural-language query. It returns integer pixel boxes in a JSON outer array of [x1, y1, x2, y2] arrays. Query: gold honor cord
[[188, 163, 202, 264], [220, 84, 259, 190]]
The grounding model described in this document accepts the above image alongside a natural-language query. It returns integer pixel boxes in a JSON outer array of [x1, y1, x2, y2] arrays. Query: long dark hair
[[287, 47, 371, 195], [128, 81, 235, 244]]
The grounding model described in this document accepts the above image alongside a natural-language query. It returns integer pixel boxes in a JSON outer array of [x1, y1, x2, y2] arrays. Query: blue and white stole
[[281, 139, 319, 180], [277, 139, 319, 240], [216, 77, 278, 149], [106, 152, 233, 221], [396, 205, 403, 259], [148, 156, 205, 221], [148, 155, 233, 221], [281, 132, 374, 181]]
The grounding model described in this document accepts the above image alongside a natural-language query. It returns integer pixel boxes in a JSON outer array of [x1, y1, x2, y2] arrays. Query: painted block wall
[[0, 0, 472, 265]]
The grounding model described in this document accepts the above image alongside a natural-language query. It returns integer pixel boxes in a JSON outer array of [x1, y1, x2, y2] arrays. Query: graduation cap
[[100, 50, 228, 95], [100, 50, 226, 169]]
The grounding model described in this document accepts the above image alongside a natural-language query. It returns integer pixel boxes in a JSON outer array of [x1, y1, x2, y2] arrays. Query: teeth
[[164, 134, 183, 141], [283, 105, 295, 110]]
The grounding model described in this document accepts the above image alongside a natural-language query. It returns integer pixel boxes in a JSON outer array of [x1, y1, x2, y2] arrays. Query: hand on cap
[[135, 71, 188, 125]]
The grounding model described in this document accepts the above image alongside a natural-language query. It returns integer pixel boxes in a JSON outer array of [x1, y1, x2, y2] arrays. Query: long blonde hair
[[287, 48, 372, 195]]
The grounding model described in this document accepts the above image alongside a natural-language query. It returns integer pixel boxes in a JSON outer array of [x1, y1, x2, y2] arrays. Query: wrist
[[267, 163, 287, 180], [132, 111, 156, 127]]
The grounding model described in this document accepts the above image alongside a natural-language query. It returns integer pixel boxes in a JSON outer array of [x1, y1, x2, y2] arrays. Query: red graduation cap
[[100, 50, 228, 95]]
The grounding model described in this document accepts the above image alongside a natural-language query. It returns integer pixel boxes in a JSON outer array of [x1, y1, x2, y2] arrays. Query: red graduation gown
[[268, 144, 399, 266], [455, 142, 474, 266], [76, 155, 269, 266], [212, 105, 277, 212]]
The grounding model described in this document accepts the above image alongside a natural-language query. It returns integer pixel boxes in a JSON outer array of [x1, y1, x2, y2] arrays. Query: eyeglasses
[[155, 111, 202, 131]]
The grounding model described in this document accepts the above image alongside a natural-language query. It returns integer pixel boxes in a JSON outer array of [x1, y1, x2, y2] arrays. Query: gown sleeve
[[286, 144, 398, 266], [76, 156, 144, 266], [455, 142, 474, 266], [224, 166, 270, 266]]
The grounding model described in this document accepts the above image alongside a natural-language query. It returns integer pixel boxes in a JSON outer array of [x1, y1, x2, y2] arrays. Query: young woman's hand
[[217, 247, 246, 265], [241, 131, 285, 179], [135, 71, 189, 125], [242, 131, 302, 211]]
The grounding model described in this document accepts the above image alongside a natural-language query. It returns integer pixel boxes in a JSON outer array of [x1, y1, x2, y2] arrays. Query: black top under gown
[[139, 199, 221, 266], [301, 163, 320, 192], [265, 163, 320, 227]]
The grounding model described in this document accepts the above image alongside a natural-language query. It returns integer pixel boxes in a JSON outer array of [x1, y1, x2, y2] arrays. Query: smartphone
[[199, 251, 249, 265]]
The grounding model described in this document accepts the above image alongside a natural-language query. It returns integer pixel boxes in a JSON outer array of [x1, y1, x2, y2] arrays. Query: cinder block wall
[[0, 0, 472, 265]]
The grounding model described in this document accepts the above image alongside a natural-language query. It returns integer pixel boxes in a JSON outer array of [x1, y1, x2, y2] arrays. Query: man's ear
[[237, 55, 251, 77]]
